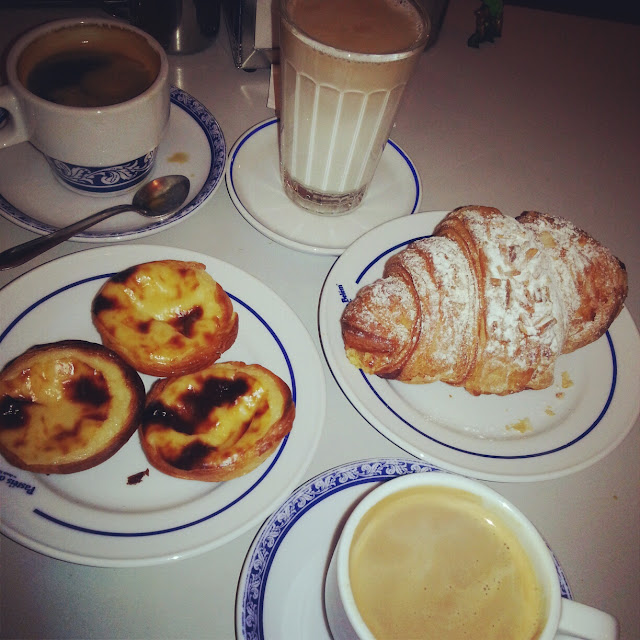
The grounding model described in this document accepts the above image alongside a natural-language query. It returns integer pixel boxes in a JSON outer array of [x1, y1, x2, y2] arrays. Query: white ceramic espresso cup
[[0, 17, 169, 196], [325, 472, 618, 640]]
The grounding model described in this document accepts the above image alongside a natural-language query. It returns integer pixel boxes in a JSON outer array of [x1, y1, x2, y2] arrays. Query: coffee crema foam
[[18, 24, 160, 108], [349, 486, 546, 640]]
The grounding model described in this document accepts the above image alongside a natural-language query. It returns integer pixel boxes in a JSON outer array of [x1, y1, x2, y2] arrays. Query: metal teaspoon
[[0, 174, 191, 270]]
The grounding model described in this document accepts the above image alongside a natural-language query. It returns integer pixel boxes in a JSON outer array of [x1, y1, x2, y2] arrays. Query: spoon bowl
[[132, 175, 191, 217], [0, 175, 190, 270]]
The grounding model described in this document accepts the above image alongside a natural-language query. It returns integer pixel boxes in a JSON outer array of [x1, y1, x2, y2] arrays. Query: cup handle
[[0, 86, 30, 148], [558, 598, 618, 640]]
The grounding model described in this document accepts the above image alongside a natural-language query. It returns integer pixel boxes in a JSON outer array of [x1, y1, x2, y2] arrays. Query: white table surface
[[0, 2, 638, 639]]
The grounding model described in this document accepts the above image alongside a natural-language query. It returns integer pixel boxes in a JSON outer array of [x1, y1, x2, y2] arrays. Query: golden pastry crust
[[92, 260, 239, 377], [516, 211, 628, 353], [139, 361, 295, 481], [0, 340, 145, 474], [434, 206, 567, 394], [381, 235, 479, 385], [341, 206, 627, 395], [341, 275, 420, 377]]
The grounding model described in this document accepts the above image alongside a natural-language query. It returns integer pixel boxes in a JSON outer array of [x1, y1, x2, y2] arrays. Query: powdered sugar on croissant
[[341, 206, 627, 395]]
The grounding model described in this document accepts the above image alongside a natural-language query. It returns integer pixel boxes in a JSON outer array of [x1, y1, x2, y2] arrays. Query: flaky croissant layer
[[341, 206, 627, 395]]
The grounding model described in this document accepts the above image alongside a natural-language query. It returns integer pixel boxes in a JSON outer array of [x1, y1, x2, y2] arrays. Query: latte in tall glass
[[278, 0, 428, 215]]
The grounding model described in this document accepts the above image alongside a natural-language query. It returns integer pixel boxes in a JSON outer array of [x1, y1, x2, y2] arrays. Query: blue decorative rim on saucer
[[0, 86, 226, 241], [237, 457, 573, 640], [46, 149, 157, 196]]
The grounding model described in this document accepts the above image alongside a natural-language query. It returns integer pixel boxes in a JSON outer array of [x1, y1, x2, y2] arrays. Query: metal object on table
[[0, 175, 190, 270], [223, 0, 279, 70], [418, 0, 450, 48], [221, 0, 449, 72], [129, 0, 220, 55], [0, 1, 218, 54]]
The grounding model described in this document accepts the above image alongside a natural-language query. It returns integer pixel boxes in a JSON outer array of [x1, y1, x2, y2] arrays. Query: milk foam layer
[[289, 0, 426, 54], [349, 486, 546, 640]]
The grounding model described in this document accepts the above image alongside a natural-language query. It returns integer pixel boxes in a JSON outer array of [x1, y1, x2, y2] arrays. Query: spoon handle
[[0, 204, 139, 270]]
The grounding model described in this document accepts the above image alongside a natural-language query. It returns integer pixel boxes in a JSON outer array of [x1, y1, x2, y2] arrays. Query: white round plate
[[0, 245, 325, 566], [236, 457, 573, 640], [0, 87, 226, 242], [225, 118, 422, 255], [318, 211, 640, 482]]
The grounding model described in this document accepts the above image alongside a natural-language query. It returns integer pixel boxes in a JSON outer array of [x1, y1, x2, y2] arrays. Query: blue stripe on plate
[[350, 238, 617, 460], [229, 119, 421, 220], [0, 272, 295, 537], [0, 87, 226, 240], [361, 330, 616, 459]]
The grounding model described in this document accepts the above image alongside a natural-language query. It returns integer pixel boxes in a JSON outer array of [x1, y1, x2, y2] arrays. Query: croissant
[[340, 206, 628, 395]]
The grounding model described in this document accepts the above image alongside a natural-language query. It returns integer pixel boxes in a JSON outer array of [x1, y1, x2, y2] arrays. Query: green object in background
[[485, 0, 504, 16], [468, 0, 504, 47]]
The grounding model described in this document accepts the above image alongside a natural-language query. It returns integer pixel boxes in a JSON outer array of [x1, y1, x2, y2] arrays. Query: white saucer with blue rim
[[225, 118, 422, 255], [318, 211, 640, 482], [0, 87, 226, 242], [0, 245, 325, 566], [236, 458, 573, 640]]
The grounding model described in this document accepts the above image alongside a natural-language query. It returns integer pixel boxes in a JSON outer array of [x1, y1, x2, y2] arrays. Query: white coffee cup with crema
[[0, 17, 169, 196], [324, 472, 618, 640]]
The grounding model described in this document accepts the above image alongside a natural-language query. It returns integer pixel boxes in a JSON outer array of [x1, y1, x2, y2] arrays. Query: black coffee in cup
[[17, 24, 161, 108]]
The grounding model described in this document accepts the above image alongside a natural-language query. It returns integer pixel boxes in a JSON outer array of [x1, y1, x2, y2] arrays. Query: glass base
[[282, 170, 366, 216]]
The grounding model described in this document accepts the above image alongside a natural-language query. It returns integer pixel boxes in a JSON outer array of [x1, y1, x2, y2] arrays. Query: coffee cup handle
[[0, 86, 30, 148], [558, 598, 618, 640]]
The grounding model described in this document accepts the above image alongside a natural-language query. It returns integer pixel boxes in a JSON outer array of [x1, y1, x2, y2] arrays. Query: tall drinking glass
[[278, 0, 429, 215]]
